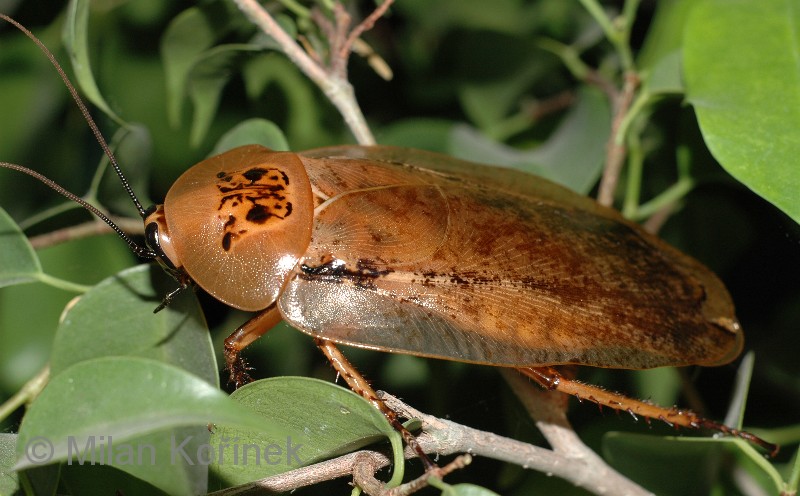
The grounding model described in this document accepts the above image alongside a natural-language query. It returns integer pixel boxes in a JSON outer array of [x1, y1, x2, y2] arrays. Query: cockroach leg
[[315, 339, 437, 470], [517, 366, 779, 457], [223, 302, 283, 388]]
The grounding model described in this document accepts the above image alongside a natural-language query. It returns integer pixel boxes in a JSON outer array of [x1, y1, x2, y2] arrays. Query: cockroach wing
[[165, 146, 314, 311], [279, 179, 742, 369], [301, 145, 604, 213]]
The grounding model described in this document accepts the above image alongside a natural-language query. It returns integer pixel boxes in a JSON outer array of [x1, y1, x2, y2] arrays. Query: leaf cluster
[[0, 1, 799, 495]]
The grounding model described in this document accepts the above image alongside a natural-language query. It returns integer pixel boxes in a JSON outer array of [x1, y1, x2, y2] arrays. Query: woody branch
[[231, 0, 389, 146], [208, 392, 651, 496]]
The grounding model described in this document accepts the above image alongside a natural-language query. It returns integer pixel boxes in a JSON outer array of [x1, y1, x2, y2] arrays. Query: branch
[[28, 217, 144, 250], [341, 0, 394, 61], [232, 0, 379, 145], [208, 391, 652, 496], [597, 71, 640, 207], [501, 370, 652, 494], [387, 390, 652, 496], [352, 452, 472, 496]]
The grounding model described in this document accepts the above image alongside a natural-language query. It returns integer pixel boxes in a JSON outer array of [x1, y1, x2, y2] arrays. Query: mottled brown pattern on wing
[[280, 163, 740, 369]]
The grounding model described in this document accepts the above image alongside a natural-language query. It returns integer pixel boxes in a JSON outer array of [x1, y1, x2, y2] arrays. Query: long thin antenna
[[0, 13, 148, 218], [0, 161, 157, 258], [0, 14, 156, 259]]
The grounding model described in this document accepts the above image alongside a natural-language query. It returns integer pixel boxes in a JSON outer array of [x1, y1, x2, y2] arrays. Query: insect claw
[[224, 353, 254, 389], [152, 279, 192, 313]]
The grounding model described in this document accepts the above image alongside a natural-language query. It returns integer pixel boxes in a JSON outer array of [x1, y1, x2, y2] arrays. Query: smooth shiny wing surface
[[301, 145, 603, 213], [279, 175, 741, 369]]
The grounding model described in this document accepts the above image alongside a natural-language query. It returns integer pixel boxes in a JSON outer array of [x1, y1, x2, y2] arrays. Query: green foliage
[[209, 377, 404, 489], [0, 207, 40, 287], [684, 0, 800, 225], [0, 0, 798, 494]]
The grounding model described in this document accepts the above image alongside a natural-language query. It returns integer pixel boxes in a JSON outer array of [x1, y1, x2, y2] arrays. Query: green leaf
[[59, 463, 168, 496], [0, 234, 134, 391], [0, 26, 66, 160], [49, 264, 217, 386], [15, 357, 295, 494], [95, 125, 153, 217], [789, 446, 800, 494], [0, 433, 19, 495], [211, 119, 289, 155], [603, 433, 784, 495], [632, 368, 681, 407], [160, 5, 228, 128], [208, 377, 404, 489], [440, 483, 501, 496], [448, 86, 610, 194], [684, 0, 800, 224], [377, 118, 457, 152], [187, 44, 262, 147], [0, 207, 41, 288], [458, 64, 543, 136], [642, 50, 683, 97], [636, 0, 695, 72], [62, 0, 124, 125], [241, 55, 327, 148], [725, 351, 755, 429]]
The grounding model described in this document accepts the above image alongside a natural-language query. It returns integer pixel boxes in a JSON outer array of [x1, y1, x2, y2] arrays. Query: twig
[[352, 452, 472, 496], [341, 0, 394, 61], [501, 370, 652, 495], [383, 393, 653, 496], [209, 392, 652, 496], [597, 71, 640, 207], [525, 90, 576, 122], [232, 0, 379, 145], [28, 217, 144, 249]]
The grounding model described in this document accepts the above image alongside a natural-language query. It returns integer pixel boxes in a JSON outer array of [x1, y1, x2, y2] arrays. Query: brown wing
[[278, 181, 742, 369], [300, 145, 603, 212]]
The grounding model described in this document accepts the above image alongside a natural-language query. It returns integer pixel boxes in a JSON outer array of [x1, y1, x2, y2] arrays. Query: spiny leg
[[315, 338, 436, 470], [517, 366, 778, 457], [223, 302, 282, 388]]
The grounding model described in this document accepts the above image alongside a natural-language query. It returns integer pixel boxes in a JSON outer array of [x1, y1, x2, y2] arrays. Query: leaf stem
[[578, 0, 639, 72], [275, 0, 311, 18], [35, 272, 93, 293], [18, 202, 81, 231], [0, 366, 49, 423], [537, 37, 591, 80], [622, 124, 645, 218], [631, 176, 695, 221]]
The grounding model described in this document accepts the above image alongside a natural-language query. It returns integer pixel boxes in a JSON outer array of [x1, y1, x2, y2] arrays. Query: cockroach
[[0, 14, 778, 465]]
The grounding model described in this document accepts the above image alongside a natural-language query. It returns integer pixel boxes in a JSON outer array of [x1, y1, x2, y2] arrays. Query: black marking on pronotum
[[242, 167, 270, 182], [222, 232, 235, 251], [239, 167, 290, 185], [213, 166, 296, 249]]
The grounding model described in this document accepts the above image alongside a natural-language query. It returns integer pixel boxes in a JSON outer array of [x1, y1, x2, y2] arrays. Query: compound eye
[[143, 205, 181, 272]]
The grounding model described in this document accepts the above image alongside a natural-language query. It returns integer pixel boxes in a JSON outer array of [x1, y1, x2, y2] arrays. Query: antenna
[[0, 14, 157, 259]]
